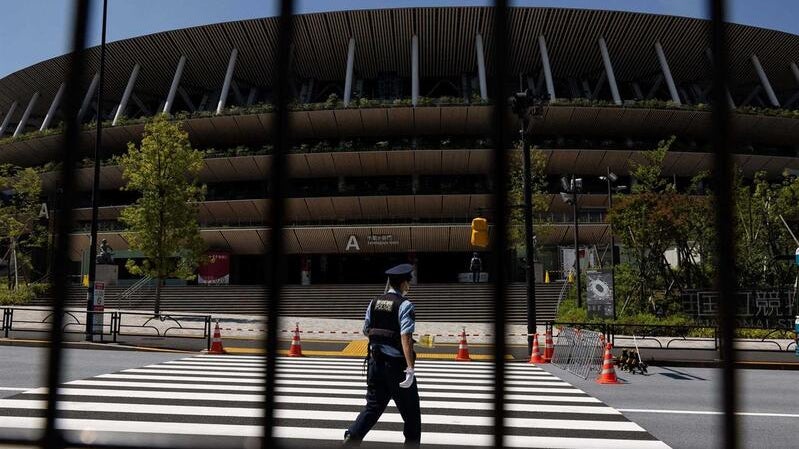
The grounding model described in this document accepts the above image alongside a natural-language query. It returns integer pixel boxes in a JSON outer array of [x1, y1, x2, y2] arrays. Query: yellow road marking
[[341, 339, 369, 356]]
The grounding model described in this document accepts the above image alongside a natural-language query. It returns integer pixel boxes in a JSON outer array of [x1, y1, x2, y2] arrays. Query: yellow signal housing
[[470, 217, 489, 248]]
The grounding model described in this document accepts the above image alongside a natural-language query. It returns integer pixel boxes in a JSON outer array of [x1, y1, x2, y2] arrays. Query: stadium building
[[1, 6, 799, 289]]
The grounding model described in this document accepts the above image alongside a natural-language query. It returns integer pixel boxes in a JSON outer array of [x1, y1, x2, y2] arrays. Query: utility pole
[[601, 169, 625, 320], [85, 0, 109, 339], [511, 89, 544, 355], [572, 177, 582, 308]]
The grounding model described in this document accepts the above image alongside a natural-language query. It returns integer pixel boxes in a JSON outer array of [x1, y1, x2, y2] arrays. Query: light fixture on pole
[[510, 88, 546, 355], [560, 175, 583, 307], [599, 169, 626, 320]]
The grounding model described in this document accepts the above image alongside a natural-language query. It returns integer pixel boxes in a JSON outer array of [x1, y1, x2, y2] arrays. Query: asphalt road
[[541, 363, 799, 449], [0, 346, 184, 398], [2, 346, 797, 449]]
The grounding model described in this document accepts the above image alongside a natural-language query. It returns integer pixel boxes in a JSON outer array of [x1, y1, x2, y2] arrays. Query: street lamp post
[[561, 176, 583, 307], [600, 169, 626, 320], [572, 179, 581, 308], [511, 89, 545, 355]]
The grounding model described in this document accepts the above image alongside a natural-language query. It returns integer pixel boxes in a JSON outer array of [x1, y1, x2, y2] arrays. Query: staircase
[[32, 283, 563, 323]]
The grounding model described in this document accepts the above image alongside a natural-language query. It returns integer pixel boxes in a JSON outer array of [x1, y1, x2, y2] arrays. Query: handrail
[[118, 275, 153, 309], [555, 273, 572, 313]]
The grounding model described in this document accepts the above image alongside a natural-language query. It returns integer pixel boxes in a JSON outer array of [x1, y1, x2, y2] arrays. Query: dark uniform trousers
[[347, 349, 421, 446]]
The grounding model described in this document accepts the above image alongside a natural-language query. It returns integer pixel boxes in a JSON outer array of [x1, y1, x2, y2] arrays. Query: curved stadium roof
[[2, 6, 799, 117]]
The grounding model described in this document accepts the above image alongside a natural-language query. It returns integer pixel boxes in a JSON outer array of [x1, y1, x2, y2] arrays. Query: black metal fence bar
[[43, 1, 90, 448], [263, 0, 294, 447], [0, 2, 751, 449], [490, 1, 509, 447], [709, 0, 738, 447]]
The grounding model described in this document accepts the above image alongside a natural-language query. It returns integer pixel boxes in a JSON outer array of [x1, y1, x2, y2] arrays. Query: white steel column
[[343, 37, 356, 106], [40, 83, 65, 131], [163, 55, 187, 114], [475, 34, 488, 101], [598, 37, 622, 105], [654, 41, 681, 105], [411, 35, 419, 106], [751, 54, 780, 107], [216, 48, 239, 114], [77, 73, 100, 121], [538, 35, 556, 102], [13, 92, 39, 137], [0, 101, 17, 136], [113, 63, 140, 126], [792, 62, 799, 85]]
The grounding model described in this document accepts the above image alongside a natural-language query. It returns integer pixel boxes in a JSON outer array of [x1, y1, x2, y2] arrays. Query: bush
[[0, 284, 38, 305]]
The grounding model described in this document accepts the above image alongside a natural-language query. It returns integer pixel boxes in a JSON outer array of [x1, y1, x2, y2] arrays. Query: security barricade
[[551, 326, 605, 379]]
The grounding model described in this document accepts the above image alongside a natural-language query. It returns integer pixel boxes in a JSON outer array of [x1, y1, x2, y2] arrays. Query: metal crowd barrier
[[550, 326, 605, 379]]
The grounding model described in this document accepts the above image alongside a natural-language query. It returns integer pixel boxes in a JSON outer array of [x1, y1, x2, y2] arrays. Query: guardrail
[[1, 307, 212, 350], [552, 321, 797, 352]]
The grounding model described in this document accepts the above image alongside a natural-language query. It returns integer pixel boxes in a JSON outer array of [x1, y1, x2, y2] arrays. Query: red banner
[[198, 251, 231, 284]]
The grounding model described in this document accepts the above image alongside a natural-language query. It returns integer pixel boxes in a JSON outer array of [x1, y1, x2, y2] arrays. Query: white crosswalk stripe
[[0, 355, 671, 448]]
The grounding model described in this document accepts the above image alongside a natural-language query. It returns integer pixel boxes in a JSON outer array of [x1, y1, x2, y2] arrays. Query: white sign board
[[92, 281, 105, 341]]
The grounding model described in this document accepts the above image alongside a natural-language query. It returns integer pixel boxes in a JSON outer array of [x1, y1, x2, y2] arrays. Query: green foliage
[[0, 283, 39, 305], [0, 164, 46, 285], [734, 170, 799, 289], [556, 285, 697, 329], [3, 98, 799, 149], [118, 115, 206, 292], [609, 137, 715, 312], [507, 146, 551, 248]]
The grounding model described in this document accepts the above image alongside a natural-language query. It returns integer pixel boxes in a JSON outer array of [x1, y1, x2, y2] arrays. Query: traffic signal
[[471, 217, 489, 248]]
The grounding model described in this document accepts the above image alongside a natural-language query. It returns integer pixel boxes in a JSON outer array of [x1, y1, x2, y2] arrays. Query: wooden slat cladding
[[3, 7, 799, 118]]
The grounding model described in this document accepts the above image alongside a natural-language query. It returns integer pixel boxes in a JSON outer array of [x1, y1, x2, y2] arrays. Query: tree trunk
[[154, 277, 162, 316]]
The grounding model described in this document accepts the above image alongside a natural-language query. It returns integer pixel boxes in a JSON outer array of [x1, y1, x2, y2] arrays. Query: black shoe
[[343, 431, 361, 446]]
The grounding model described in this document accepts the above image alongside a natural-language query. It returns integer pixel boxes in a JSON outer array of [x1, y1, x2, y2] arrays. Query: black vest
[[367, 292, 405, 353]]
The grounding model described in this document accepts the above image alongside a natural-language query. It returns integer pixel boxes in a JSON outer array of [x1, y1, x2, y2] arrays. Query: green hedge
[[556, 294, 795, 339], [4, 96, 798, 149], [0, 283, 48, 305]]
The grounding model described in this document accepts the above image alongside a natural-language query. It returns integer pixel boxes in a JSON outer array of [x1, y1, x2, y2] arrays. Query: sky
[[0, 0, 797, 78]]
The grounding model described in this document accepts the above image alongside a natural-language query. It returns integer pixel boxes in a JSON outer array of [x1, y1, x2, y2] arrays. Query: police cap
[[385, 263, 414, 281]]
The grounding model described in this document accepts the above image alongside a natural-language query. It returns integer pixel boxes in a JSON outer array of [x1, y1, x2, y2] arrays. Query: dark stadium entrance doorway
[[230, 253, 490, 284], [312, 253, 475, 284], [245, 253, 477, 284]]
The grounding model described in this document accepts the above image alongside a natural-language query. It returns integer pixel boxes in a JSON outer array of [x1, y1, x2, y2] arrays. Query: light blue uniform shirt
[[363, 287, 415, 358]]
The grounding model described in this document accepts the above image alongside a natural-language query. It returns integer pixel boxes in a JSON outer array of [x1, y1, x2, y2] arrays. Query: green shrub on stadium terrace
[[4, 97, 799, 148]]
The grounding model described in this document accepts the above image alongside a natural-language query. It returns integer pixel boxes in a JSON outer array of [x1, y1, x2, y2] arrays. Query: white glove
[[399, 368, 415, 388]]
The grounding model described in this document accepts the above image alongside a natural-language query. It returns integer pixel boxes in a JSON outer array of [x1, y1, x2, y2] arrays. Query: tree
[[118, 114, 206, 315], [0, 164, 45, 289], [734, 170, 799, 289], [507, 145, 551, 248], [609, 137, 715, 314]]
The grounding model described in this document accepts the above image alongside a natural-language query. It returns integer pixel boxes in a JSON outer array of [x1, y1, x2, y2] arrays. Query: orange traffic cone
[[288, 322, 303, 357], [209, 321, 226, 354], [543, 329, 554, 362], [455, 328, 471, 361], [528, 333, 544, 364], [597, 342, 620, 384]]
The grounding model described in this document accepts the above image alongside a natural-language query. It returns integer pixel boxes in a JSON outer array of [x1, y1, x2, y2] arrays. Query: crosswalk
[[0, 355, 670, 448]]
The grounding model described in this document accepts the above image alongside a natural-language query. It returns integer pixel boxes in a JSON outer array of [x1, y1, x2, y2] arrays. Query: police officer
[[344, 263, 421, 447]]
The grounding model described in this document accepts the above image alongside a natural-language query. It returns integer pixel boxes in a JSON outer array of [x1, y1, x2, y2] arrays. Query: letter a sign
[[345, 235, 360, 252]]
